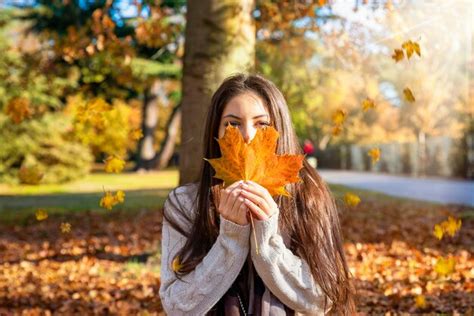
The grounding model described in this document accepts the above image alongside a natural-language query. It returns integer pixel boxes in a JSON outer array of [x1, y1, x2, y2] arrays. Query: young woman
[[159, 74, 355, 315]]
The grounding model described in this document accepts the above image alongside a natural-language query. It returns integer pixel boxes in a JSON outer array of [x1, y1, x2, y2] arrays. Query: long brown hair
[[163, 73, 356, 314]]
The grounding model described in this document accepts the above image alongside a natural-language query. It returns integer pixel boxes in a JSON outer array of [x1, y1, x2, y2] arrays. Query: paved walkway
[[318, 169, 474, 206]]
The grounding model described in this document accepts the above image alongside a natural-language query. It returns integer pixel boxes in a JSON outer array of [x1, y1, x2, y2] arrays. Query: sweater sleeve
[[250, 210, 332, 315], [159, 185, 251, 315]]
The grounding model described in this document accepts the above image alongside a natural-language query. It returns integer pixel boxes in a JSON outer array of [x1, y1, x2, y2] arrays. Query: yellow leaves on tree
[[432, 216, 462, 240], [5, 97, 31, 124], [35, 209, 48, 221], [100, 190, 125, 210], [344, 193, 361, 207], [403, 87, 416, 103], [130, 128, 143, 141], [104, 155, 126, 173], [368, 147, 381, 164], [66, 95, 141, 156], [204, 125, 304, 197], [75, 97, 111, 129], [18, 165, 44, 185], [434, 256, 456, 277]]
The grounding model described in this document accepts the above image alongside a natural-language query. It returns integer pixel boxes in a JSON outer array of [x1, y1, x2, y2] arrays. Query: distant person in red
[[303, 139, 317, 168], [303, 139, 315, 157]]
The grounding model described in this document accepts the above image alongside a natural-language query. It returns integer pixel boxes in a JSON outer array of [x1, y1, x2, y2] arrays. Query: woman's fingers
[[240, 189, 271, 215], [245, 181, 274, 202], [220, 180, 243, 210], [242, 181, 278, 210], [244, 197, 268, 220]]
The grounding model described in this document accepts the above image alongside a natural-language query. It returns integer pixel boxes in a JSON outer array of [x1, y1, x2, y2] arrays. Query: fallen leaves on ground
[[0, 195, 472, 314], [340, 197, 473, 314], [0, 209, 163, 314]]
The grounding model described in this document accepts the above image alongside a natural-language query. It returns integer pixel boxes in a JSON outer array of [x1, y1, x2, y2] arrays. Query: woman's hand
[[240, 181, 279, 221], [217, 180, 249, 226]]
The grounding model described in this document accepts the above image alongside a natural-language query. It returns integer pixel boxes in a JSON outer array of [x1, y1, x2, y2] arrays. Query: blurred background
[[0, 0, 472, 314]]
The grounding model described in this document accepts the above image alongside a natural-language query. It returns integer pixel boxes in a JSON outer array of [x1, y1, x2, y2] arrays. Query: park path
[[318, 169, 474, 207]]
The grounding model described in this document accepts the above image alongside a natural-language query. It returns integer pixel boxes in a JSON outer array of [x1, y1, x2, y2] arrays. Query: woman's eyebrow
[[222, 114, 269, 119]]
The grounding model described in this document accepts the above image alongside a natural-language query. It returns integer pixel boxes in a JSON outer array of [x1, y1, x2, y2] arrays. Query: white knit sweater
[[159, 182, 332, 315]]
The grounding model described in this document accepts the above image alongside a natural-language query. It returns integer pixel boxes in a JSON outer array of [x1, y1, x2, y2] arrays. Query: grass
[[0, 168, 179, 195], [0, 169, 179, 223], [1, 169, 471, 224]]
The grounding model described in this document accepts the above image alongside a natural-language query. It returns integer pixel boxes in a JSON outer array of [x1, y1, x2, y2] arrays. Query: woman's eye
[[225, 121, 239, 127], [258, 122, 270, 127]]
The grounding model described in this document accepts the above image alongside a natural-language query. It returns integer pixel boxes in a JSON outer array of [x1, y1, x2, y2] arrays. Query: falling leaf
[[35, 209, 48, 221], [332, 109, 347, 126], [433, 224, 444, 240], [391, 48, 404, 62], [172, 256, 182, 272], [100, 190, 125, 210], [130, 128, 143, 140], [403, 88, 415, 103], [60, 222, 72, 234], [115, 190, 125, 203], [362, 98, 376, 112], [204, 125, 304, 196], [434, 257, 455, 276], [442, 216, 462, 237], [433, 216, 462, 240], [332, 125, 343, 136], [368, 148, 381, 164], [344, 193, 361, 207], [104, 155, 126, 173], [18, 165, 44, 185], [415, 295, 427, 309], [5, 97, 31, 124], [100, 191, 116, 210], [402, 40, 421, 59]]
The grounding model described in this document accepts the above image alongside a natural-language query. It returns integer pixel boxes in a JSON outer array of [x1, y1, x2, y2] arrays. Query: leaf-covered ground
[[0, 188, 472, 315]]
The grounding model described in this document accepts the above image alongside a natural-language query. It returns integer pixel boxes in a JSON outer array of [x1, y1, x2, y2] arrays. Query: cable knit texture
[[159, 183, 332, 315]]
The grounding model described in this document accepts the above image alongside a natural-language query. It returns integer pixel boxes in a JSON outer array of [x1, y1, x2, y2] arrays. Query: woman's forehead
[[222, 92, 269, 117]]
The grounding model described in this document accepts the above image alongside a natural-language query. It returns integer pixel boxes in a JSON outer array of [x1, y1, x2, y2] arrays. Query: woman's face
[[218, 92, 271, 143]]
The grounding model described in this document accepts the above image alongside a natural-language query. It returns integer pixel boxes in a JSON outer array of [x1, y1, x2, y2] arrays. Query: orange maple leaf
[[204, 125, 304, 197]]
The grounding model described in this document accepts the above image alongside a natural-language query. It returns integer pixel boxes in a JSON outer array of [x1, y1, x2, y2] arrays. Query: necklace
[[237, 293, 247, 316]]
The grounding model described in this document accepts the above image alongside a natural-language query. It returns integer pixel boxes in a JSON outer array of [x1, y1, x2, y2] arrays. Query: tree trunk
[[135, 79, 161, 171], [179, 0, 256, 185], [155, 103, 181, 169]]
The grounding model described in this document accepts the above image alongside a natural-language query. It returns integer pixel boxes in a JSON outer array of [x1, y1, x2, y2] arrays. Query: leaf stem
[[249, 211, 259, 255]]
